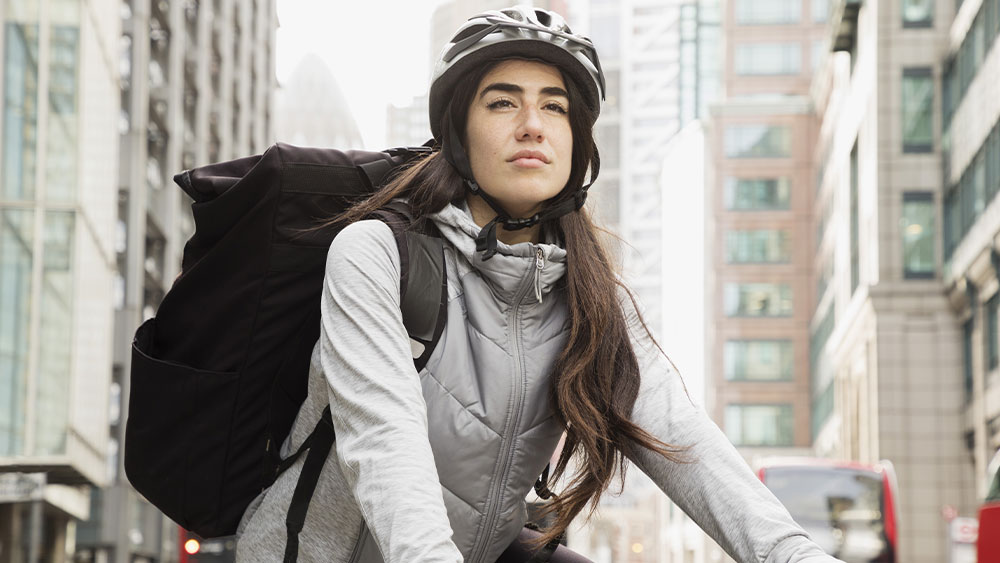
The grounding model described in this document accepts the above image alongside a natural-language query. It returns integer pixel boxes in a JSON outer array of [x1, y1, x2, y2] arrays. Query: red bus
[[757, 458, 897, 563], [979, 449, 1000, 562]]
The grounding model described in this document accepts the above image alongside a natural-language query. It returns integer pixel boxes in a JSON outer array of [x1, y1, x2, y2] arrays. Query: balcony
[[831, 0, 862, 52]]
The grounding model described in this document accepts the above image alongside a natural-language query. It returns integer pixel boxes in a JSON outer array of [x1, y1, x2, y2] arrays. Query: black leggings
[[495, 526, 593, 563]]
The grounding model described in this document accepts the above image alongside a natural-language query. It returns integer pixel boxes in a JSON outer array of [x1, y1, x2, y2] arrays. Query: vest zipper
[[468, 250, 539, 562], [534, 247, 545, 304]]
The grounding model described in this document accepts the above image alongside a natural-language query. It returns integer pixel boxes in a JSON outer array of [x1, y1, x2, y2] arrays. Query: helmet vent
[[534, 10, 551, 26], [501, 9, 524, 21], [452, 24, 491, 43]]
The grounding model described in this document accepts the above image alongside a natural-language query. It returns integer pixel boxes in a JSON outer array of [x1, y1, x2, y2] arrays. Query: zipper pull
[[534, 247, 545, 304]]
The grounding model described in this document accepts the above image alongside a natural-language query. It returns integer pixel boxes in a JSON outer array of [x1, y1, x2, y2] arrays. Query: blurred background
[[0, 0, 998, 561]]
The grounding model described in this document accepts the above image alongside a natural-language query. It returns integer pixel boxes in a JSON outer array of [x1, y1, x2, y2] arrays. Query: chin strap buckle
[[504, 214, 542, 231]]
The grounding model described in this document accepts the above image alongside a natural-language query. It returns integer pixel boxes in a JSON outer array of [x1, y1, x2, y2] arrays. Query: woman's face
[[465, 59, 573, 218]]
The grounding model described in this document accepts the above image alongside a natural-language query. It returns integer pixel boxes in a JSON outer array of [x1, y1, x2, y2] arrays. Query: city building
[[699, 0, 831, 559], [0, 0, 120, 559], [386, 95, 430, 149], [276, 53, 363, 149], [940, 0, 1000, 527], [799, 0, 989, 560], [704, 0, 828, 458], [71, 0, 278, 561]]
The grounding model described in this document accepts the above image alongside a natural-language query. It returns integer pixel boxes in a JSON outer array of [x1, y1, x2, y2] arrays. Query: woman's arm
[[319, 219, 462, 562], [618, 290, 843, 563]]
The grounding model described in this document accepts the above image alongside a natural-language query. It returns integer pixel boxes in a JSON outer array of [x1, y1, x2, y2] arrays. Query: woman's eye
[[544, 102, 568, 114], [487, 99, 515, 110]]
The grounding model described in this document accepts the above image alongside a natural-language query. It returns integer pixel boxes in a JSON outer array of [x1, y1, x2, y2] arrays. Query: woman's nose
[[516, 106, 544, 141]]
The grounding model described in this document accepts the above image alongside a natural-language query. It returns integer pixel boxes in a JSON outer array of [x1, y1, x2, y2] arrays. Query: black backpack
[[123, 143, 449, 541]]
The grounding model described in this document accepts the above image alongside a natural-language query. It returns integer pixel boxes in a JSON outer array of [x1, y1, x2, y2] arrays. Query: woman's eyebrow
[[479, 83, 569, 99]]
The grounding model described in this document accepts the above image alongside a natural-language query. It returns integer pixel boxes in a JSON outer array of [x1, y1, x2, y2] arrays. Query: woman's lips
[[511, 157, 547, 168], [509, 151, 549, 168]]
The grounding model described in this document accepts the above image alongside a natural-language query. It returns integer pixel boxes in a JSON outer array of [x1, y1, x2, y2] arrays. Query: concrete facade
[[940, 0, 1000, 514], [805, 0, 989, 560], [70, 0, 278, 561], [0, 0, 121, 559], [705, 0, 827, 455]]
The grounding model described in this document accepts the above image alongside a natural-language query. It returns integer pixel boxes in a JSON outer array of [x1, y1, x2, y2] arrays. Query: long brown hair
[[337, 58, 689, 547]]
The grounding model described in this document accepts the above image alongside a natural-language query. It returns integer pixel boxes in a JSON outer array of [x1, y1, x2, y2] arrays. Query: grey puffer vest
[[414, 202, 569, 561]]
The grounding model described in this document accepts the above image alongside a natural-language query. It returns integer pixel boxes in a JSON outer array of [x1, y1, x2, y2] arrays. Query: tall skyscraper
[[70, 0, 278, 561], [587, 0, 717, 338], [706, 0, 992, 560], [704, 0, 827, 456], [276, 53, 363, 149], [941, 0, 1000, 506], [805, 0, 984, 559], [0, 0, 120, 558]]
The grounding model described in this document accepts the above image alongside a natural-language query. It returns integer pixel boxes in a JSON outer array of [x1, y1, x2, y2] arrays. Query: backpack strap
[[282, 407, 334, 563], [281, 205, 447, 560], [371, 203, 448, 371]]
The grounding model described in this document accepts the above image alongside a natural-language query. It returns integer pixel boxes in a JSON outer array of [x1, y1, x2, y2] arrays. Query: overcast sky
[[276, 0, 451, 149]]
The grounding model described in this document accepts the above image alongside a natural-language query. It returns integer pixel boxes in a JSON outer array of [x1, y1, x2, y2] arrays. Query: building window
[[964, 318, 974, 401], [724, 283, 793, 317], [725, 230, 791, 263], [987, 293, 999, 372], [724, 340, 794, 381], [724, 404, 794, 446], [945, 186, 959, 259], [988, 127, 1000, 204], [734, 0, 800, 24], [902, 68, 934, 153], [45, 23, 79, 203], [3, 21, 41, 201], [725, 125, 792, 158], [812, 381, 834, 439], [902, 192, 935, 278], [902, 0, 933, 27], [943, 60, 955, 130], [0, 209, 34, 456], [850, 141, 860, 293], [734, 42, 802, 76], [724, 177, 791, 210], [36, 211, 75, 455], [813, 0, 829, 22], [973, 154, 987, 218]]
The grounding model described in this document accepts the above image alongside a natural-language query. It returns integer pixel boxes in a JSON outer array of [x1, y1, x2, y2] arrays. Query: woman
[[236, 7, 844, 563]]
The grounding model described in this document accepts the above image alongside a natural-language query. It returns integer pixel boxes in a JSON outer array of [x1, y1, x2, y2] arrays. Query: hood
[[428, 201, 568, 304]]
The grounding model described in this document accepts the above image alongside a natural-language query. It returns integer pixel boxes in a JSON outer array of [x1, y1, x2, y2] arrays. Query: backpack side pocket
[[124, 318, 240, 535]]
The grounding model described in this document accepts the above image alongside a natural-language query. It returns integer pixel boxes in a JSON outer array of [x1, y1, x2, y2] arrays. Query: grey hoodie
[[235, 202, 842, 563]]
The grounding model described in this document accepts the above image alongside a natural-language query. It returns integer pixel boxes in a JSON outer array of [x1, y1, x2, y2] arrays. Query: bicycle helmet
[[430, 6, 606, 140], [429, 6, 607, 259]]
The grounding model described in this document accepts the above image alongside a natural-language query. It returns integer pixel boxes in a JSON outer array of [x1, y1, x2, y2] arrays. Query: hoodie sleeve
[[319, 219, 463, 563], [618, 289, 845, 563]]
